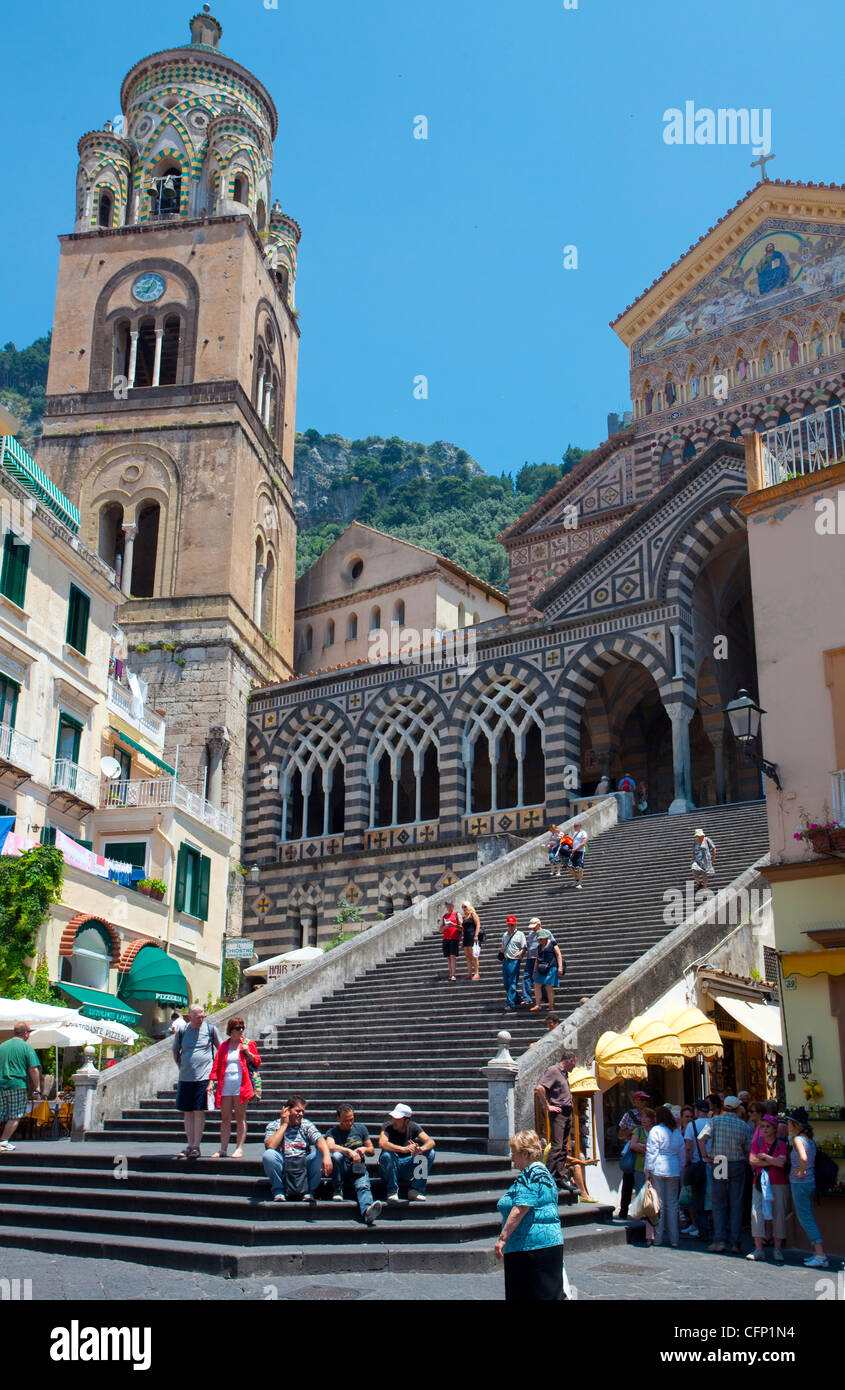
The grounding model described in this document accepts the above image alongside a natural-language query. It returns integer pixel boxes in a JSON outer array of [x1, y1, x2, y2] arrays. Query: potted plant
[[137, 877, 167, 902], [794, 807, 843, 855]]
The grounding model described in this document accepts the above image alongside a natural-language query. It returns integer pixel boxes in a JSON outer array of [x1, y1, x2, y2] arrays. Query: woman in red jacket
[[207, 1018, 261, 1158]]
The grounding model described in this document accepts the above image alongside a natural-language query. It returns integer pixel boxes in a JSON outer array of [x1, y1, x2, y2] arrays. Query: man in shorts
[[172, 1004, 222, 1158], [568, 822, 588, 889], [0, 1022, 41, 1152]]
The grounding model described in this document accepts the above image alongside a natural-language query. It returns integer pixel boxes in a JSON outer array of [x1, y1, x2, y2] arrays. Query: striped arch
[[448, 655, 556, 727], [269, 699, 354, 759], [354, 679, 450, 746], [657, 497, 746, 610]]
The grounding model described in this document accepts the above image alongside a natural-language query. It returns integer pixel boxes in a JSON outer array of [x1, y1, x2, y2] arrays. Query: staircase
[[0, 802, 769, 1274]]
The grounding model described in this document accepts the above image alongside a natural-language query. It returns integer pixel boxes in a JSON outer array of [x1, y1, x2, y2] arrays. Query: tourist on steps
[[440, 899, 462, 982], [500, 915, 527, 1009], [547, 824, 562, 876], [461, 899, 482, 981], [172, 1004, 222, 1160], [522, 916, 543, 1004], [495, 1130, 566, 1300], [207, 1018, 260, 1158], [535, 1050, 577, 1191], [568, 822, 588, 889], [531, 928, 564, 1013], [263, 1094, 333, 1204], [326, 1103, 383, 1225], [691, 827, 717, 891], [378, 1103, 436, 1201]]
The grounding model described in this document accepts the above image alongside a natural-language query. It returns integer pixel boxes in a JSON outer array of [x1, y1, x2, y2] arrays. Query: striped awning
[[0, 435, 80, 534]]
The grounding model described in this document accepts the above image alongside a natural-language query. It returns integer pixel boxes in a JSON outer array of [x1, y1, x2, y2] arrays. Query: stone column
[[254, 562, 266, 625], [120, 523, 137, 596], [206, 725, 230, 808], [257, 371, 265, 417], [127, 331, 139, 389], [665, 701, 695, 814], [70, 1046, 100, 1141], [152, 327, 164, 387], [484, 1030, 518, 1156]]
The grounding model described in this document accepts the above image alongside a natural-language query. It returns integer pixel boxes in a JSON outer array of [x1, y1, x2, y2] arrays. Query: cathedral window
[[149, 166, 182, 219], [159, 315, 181, 385], [260, 552, 275, 633], [233, 174, 249, 205], [369, 606, 381, 632], [325, 619, 335, 647], [463, 677, 545, 814], [280, 715, 346, 840], [368, 697, 440, 827], [98, 189, 113, 228], [392, 599, 405, 626], [98, 502, 124, 573], [133, 317, 157, 388], [131, 502, 160, 598], [347, 613, 358, 641]]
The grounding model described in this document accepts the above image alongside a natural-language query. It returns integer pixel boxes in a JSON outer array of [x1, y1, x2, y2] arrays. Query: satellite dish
[[100, 756, 123, 780]]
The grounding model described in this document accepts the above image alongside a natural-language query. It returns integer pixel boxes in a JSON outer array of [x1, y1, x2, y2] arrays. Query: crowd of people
[[616, 1088, 831, 1268]]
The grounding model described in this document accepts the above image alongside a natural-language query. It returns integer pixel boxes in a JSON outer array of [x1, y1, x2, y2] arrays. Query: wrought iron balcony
[[99, 777, 234, 839], [0, 722, 36, 776], [107, 678, 166, 748], [51, 758, 99, 807], [760, 402, 845, 488]]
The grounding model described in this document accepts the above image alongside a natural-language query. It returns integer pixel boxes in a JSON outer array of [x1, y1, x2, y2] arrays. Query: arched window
[[368, 697, 440, 826], [347, 613, 358, 641], [98, 502, 124, 572], [233, 173, 249, 205], [159, 315, 181, 385], [61, 922, 111, 991], [325, 619, 335, 647], [369, 606, 381, 632], [261, 552, 275, 633], [256, 198, 267, 230], [464, 677, 545, 814], [393, 599, 405, 626], [280, 715, 346, 839], [98, 189, 113, 228], [150, 165, 182, 218], [131, 501, 160, 598], [305, 625, 313, 653]]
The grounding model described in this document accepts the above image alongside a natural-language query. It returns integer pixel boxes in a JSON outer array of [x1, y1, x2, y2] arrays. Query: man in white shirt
[[500, 915, 527, 1010], [568, 823, 588, 889]]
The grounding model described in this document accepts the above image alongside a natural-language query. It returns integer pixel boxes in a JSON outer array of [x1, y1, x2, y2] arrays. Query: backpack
[[814, 1144, 838, 1197]]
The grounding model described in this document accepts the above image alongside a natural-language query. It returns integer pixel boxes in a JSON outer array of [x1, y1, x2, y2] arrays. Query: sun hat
[[633, 1090, 650, 1100], [723, 1095, 741, 1110], [506, 915, 517, 926], [528, 917, 542, 930], [694, 828, 705, 836], [535, 928, 551, 940], [785, 1106, 810, 1128], [389, 1103, 413, 1119]]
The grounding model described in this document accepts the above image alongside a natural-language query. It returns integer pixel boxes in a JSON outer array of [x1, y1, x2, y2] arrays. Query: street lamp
[[723, 688, 782, 790], [249, 864, 260, 886]]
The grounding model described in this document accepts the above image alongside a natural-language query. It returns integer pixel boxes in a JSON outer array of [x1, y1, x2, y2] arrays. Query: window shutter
[[197, 854, 211, 922], [75, 839, 94, 851], [66, 586, 90, 655], [0, 532, 29, 608], [40, 827, 57, 846], [174, 843, 188, 913]]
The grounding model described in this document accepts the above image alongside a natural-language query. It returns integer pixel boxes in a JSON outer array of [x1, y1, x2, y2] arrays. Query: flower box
[[829, 828, 845, 852]]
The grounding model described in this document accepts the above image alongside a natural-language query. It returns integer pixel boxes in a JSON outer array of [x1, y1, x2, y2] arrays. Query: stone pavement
[[1, 1241, 839, 1301]]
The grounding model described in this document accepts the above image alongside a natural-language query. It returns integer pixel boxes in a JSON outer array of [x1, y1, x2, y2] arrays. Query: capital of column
[[121, 523, 138, 539], [663, 701, 694, 725], [207, 725, 231, 759]]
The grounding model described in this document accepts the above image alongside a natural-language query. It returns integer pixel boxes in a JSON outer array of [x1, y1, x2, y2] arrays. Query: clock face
[[132, 272, 166, 303]]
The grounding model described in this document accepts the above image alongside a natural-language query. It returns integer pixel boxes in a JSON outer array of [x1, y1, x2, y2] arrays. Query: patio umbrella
[[57, 1012, 137, 1045], [244, 946, 324, 977], [0, 998, 74, 1026]]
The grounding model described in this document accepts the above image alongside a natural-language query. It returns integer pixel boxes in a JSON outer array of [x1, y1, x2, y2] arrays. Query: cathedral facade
[[244, 181, 845, 955]]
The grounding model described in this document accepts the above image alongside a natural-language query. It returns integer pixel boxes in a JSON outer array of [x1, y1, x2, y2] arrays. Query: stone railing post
[[484, 1029, 518, 1156], [71, 1045, 100, 1141]]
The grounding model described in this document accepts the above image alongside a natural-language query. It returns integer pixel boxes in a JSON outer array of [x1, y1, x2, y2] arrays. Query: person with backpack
[[786, 1107, 830, 1268], [207, 1018, 261, 1158], [172, 1004, 222, 1159], [747, 1114, 788, 1262], [531, 928, 565, 1013], [547, 824, 562, 877]]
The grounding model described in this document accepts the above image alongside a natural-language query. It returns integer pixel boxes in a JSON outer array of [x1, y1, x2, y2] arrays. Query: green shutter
[[0, 674, 19, 729], [66, 585, 90, 655], [76, 839, 94, 851], [0, 532, 29, 608], [56, 713, 82, 763], [197, 854, 211, 922], [174, 843, 188, 913], [103, 842, 147, 871], [40, 827, 57, 846]]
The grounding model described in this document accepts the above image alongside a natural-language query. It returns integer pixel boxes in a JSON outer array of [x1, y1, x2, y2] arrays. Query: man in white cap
[[377, 1103, 436, 1202]]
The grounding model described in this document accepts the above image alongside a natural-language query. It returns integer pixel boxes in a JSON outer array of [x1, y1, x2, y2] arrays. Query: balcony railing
[[99, 777, 234, 838], [833, 771, 845, 824], [0, 722, 36, 774], [51, 758, 99, 807], [107, 679, 166, 749], [760, 402, 845, 488]]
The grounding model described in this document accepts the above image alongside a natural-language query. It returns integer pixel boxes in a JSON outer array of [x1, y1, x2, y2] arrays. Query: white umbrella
[[0, 998, 74, 1025], [57, 1011, 137, 1045], [244, 946, 323, 977], [26, 1022, 102, 1048]]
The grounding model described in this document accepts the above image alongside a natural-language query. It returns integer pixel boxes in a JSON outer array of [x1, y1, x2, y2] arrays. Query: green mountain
[[0, 333, 590, 592]]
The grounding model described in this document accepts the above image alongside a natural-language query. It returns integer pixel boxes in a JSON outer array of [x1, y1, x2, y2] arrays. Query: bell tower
[[37, 10, 301, 903]]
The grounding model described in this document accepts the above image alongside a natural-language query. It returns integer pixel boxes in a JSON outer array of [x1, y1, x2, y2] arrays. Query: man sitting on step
[[378, 1103, 436, 1202], [326, 1103, 383, 1225], [263, 1094, 333, 1204]]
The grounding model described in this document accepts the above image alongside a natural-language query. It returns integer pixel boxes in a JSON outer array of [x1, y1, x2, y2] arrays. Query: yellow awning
[[629, 1015, 686, 1069], [594, 1031, 649, 1083], [569, 1066, 600, 1094], [662, 1005, 724, 1059], [782, 949, 845, 979]]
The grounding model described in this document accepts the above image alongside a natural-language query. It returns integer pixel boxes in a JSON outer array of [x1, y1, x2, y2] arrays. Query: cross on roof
[[751, 151, 775, 182]]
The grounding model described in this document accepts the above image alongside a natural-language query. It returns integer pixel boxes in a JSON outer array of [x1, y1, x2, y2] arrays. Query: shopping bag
[[629, 1182, 647, 1220], [642, 1180, 661, 1225]]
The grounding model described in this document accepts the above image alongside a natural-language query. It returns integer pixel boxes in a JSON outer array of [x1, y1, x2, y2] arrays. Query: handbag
[[244, 1040, 262, 1100], [642, 1180, 661, 1225], [619, 1141, 636, 1174], [629, 1182, 647, 1220]]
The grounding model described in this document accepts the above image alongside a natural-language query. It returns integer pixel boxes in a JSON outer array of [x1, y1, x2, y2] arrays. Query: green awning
[[58, 983, 141, 1026], [118, 946, 189, 1006], [0, 435, 80, 534], [109, 726, 176, 776]]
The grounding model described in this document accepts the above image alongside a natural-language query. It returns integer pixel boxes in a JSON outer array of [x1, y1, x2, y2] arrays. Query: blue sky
[[3, 0, 842, 474]]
